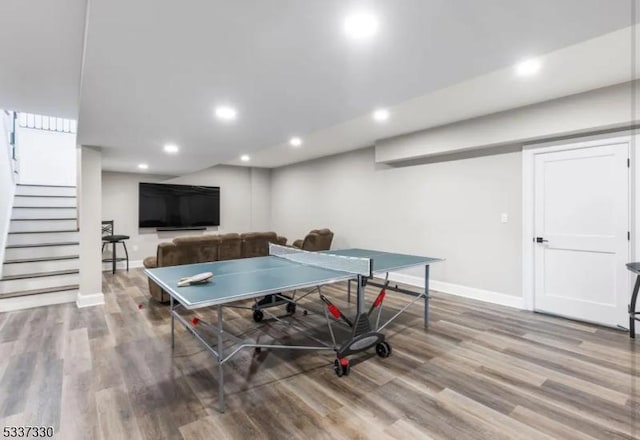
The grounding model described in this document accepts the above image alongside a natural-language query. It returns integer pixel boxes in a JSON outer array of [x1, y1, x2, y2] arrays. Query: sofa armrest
[[142, 255, 170, 302], [292, 239, 303, 248], [143, 256, 157, 268]]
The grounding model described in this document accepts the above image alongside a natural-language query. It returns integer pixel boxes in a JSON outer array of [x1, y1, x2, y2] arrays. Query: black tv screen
[[139, 183, 220, 228]]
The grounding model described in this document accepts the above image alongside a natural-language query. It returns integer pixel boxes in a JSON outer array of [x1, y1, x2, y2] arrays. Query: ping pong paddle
[[177, 272, 213, 287]]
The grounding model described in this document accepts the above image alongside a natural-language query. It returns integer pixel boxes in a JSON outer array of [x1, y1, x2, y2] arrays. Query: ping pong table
[[145, 244, 441, 412]]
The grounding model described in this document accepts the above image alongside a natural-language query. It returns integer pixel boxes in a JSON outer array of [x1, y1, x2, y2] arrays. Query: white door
[[533, 141, 629, 327]]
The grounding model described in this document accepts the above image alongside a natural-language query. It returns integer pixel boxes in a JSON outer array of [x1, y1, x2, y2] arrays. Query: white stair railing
[[18, 113, 77, 134]]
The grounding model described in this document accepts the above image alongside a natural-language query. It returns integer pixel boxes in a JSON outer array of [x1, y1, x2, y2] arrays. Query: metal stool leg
[[121, 241, 130, 272], [111, 241, 116, 274], [630, 275, 640, 339]]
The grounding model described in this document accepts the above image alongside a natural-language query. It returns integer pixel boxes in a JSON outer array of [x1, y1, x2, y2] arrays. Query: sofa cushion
[[218, 233, 242, 260], [173, 235, 220, 264], [241, 232, 279, 258]]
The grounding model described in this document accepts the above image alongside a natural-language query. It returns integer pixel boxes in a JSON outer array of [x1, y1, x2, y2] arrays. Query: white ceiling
[[0, 0, 86, 118], [242, 26, 639, 167], [0, 1, 636, 174]]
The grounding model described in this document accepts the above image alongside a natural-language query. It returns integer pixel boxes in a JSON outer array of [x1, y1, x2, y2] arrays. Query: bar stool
[[102, 220, 130, 274], [626, 262, 640, 338]]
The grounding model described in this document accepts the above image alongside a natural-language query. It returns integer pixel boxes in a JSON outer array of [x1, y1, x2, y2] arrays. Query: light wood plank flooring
[[0, 268, 638, 439]]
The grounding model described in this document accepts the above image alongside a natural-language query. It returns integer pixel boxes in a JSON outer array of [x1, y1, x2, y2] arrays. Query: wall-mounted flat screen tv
[[139, 182, 220, 228]]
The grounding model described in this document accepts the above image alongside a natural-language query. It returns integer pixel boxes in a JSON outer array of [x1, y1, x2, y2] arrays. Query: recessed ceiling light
[[215, 105, 238, 121], [289, 137, 302, 147], [372, 108, 390, 122], [138, 163, 149, 170], [515, 58, 541, 77], [240, 154, 250, 162], [344, 11, 379, 40], [164, 143, 179, 154]]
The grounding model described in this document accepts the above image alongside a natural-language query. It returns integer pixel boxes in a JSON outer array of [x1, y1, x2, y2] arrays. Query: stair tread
[[4, 255, 80, 264], [1, 269, 79, 281], [15, 195, 76, 198], [0, 284, 79, 299], [13, 206, 76, 209], [9, 230, 78, 234], [17, 184, 76, 188], [6, 241, 79, 248], [11, 218, 77, 221]]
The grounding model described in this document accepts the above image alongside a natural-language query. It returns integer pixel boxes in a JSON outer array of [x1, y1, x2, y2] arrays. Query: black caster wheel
[[334, 358, 350, 377], [254, 347, 262, 354], [253, 310, 264, 322], [376, 341, 392, 358], [303, 310, 308, 316], [286, 302, 296, 314]]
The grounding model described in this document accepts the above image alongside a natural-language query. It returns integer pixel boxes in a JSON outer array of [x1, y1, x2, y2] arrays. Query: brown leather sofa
[[143, 231, 287, 303], [293, 228, 334, 251]]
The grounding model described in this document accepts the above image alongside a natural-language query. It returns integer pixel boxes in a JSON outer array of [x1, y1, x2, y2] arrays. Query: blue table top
[[145, 248, 441, 309]]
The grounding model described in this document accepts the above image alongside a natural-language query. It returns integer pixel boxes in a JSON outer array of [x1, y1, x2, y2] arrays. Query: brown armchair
[[292, 229, 334, 251]]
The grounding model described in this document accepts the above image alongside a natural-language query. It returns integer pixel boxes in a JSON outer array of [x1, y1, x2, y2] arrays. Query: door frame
[[522, 133, 633, 317]]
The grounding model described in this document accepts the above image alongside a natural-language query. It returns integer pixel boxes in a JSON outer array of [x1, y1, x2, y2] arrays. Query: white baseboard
[[76, 291, 105, 308], [0, 290, 77, 312], [102, 259, 143, 272], [384, 272, 525, 310]]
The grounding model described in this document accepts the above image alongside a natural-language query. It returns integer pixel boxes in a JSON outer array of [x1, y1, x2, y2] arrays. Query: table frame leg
[[356, 275, 364, 315], [217, 305, 225, 413], [170, 295, 175, 349], [424, 265, 430, 328]]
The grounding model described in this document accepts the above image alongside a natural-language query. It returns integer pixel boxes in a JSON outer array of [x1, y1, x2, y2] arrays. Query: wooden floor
[[0, 268, 639, 439]]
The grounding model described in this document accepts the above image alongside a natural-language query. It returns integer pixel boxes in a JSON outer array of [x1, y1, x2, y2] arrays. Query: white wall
[[0, 112, 17, 274], [271, 147, 523, 298], [376, 81, 639, 164], [249, 168, 271, 231], [101, 165, 273, 263], [77, 146, 104, 307], [16, 126, 76, 185]]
